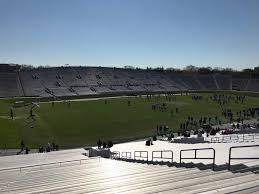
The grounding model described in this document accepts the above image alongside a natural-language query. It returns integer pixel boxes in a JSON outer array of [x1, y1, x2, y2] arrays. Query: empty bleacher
[[214, 74, 232, 90], [0, 73, 20, 97], [0, 148, 258, 194], [0, 66, 258, 98], [232, 78, 249, 91], [196, 74, 217, 90], [246, 79, 259, 92]]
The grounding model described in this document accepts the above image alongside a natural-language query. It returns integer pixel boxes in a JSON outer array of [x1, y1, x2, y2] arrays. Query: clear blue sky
[[0, 0, 259, 70]]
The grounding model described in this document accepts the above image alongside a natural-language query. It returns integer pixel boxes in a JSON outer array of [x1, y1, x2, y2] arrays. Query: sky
[[0, 0, 259, 70]]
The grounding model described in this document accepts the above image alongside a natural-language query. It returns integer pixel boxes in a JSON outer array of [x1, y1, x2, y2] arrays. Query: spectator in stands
[[46, 142, 51, 152], [38, 146, 44, 153], [107, 141, 113, 148], [97, 139, 102, 149], [51, 141, 56, 151], [25, 147, 30, 154], [20, 140, 25, 151], [102, 142, 107, 149]]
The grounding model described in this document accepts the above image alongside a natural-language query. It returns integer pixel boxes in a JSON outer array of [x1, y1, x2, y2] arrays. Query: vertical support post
[[228, 147, 232, 170], [180, 151, 182, 167], [212, 149, 215, 171]]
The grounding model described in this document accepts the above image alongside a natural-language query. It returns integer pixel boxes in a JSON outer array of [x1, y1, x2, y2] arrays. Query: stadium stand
[[214, 74, 232, 90], [0, 73, 20, 97], [0, 147, 258, 193], [0, 65, 259, 98], [196, 74, 217, 90], [246, 79, 259, 92], [232, 78, 249, 91]]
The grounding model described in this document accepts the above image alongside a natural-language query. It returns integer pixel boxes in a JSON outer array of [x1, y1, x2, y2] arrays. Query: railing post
[[228, 147, 232, 170], [194, 150, 197, 159], [180, 151, 182, 167], [212, 149, 215, 171]]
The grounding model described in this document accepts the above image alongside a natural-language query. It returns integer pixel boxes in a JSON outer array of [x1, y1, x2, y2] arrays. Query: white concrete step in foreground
[[0, 157, 258, 194]]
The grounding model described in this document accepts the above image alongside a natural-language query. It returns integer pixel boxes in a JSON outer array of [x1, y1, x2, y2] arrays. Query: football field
[[0, 93, 259, 148]]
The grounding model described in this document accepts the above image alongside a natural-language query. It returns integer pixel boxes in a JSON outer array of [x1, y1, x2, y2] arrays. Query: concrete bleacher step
[[0, 162, 178, 192], [72, 169, 228, 194], [198, 179, 259, 194], [172, 173, 259, 194], [50, 168, 204, 194], [1, 152, 259, 194], [1, 163, 201, 193], [135, 172, 256, 194], [4, 165, 195, 193], [118, 171, 237, 194]]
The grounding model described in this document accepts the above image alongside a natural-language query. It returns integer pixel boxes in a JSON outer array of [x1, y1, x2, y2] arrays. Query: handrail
[[121, 152, 131, 159], [210, 133, 259, 143], [110, 151, 120, 159], [134, 151, 148, 161], [0, 158, 91, 173], [152, 150, 173, 163], [228, 144, 259, 170], [180, 148, 216, 170]]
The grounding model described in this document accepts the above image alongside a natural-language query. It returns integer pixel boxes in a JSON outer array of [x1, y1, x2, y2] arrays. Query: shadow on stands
[[113, 157, 259, 174]]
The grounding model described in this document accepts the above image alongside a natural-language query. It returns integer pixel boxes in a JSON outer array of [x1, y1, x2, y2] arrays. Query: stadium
[[0, 64, 259, 193], [1, 0, 259, 193]]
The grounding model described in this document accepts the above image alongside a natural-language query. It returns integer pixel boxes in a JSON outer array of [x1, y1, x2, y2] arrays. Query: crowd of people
[[38, 141, 59, 153], [97, 139, 113, 149]]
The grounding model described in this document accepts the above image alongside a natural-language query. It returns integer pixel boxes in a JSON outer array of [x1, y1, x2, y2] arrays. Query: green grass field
[[0, 93, 259, 149]]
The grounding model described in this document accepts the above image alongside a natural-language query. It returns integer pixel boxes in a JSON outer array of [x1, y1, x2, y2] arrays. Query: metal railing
[[121, 152, 131, 159], [111, 151, 120, 159], [0, 158, 91, 173], [228, 144, 259, 170], [152, 150, 173, 163], [180, 148, 216, 170], [209, 133, 259, 143], [134, 151, 148, 161]]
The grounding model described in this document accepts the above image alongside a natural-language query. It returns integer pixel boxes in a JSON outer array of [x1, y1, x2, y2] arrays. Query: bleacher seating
[[232, 78, 249, 91], [178, 75, 202, 90], [0, 73, 20, 97], [246, 79, 259, 92], [196, 74, 217, 90], [214, 74, 231, 90], [0, 148, 258, 193], [0, 66, 258, 97]]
